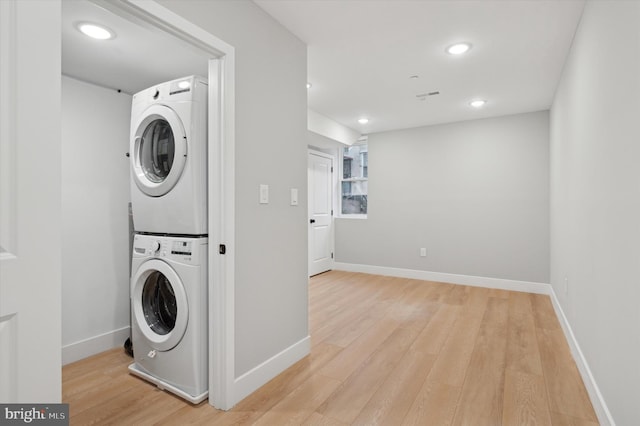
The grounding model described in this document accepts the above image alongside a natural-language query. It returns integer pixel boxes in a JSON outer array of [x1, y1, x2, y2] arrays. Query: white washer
[[130, 76, 208, 235], [129, 234, 208, 403]]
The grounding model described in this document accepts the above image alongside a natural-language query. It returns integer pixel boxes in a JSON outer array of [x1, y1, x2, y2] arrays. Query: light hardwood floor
[[62, 271, 598, 425]]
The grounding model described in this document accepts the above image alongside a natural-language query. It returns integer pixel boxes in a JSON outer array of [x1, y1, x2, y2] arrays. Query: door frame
[[308, 149, 336, 276], [94, 0, 236, 409]]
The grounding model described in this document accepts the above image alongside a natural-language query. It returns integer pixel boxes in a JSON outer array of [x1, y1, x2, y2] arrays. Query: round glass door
[[139, 119, 175, 184], [142, 271, 177, 335], [132, 259, 188, 351], [131, 105, 187, 197]]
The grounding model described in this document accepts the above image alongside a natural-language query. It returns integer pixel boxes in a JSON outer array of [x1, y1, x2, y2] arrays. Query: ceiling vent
[[416, 91, 440, 101]]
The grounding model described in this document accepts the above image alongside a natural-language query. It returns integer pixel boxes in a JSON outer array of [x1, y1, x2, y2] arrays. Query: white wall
[[158, 0, 309, 381], [308, 130, 344, 158], [308, 109, 360, 146], [550, 1, 640, 424], [336, 111, 550, 284], [61, 76, 131, 364]]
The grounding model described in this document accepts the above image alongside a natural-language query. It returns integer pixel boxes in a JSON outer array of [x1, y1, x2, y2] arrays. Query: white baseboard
[[62, 326, 130, 366], [333, 262, 614, 425], [548, 290, 615, 426], [333, 262, 550, 294], [233, 336, 310, 406]]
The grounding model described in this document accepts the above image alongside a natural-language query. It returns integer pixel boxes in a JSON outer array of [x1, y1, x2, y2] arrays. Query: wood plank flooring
[[62, 271, 598, 425]]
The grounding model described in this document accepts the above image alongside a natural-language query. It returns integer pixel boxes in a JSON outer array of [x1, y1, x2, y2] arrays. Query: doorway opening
[[61, 0, 235, 409]]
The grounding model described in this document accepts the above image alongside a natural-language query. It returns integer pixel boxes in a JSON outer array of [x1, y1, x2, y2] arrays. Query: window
[[341, 144, 368, 215]]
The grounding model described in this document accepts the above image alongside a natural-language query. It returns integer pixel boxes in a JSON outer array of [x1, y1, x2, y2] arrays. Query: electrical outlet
[[259, 184, 269, 204], [420, 248, 427, 257]]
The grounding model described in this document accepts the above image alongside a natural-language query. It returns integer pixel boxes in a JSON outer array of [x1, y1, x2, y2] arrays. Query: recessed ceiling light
[[306, 82, 312, 89], [469, 99, 487, 108], [358, 118, 369, 124], [446, 42, 471, 55], [77, 22, 115, 40]]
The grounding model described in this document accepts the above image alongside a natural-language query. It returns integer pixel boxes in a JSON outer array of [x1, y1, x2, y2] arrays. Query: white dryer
[[129, 233, 208, 403], [130, 76, 208, 235]]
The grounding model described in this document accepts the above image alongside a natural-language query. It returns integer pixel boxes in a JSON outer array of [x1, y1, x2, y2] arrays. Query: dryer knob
[[150, 241, 161, 252]]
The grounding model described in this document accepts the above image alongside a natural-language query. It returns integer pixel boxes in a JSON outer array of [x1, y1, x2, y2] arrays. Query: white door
[[308, 152, 334, 276], [0, 0, 62, 402]]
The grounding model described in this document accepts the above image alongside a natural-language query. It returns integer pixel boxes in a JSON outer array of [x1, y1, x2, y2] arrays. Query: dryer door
[[131, 104, 187, 197], [132, 259, 188, 351]]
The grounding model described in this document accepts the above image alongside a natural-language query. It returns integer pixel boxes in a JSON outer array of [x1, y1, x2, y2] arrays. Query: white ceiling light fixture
[[469, 99, 487, 108], [306, 82, 312, 89], [446, 42, 471, 55], [358, 117, 369, 124], [76, 22, 115, 40]]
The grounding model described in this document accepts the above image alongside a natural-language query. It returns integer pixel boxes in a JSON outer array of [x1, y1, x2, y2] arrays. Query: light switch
[[259, 184, 269, 204], [290, 188, 298, 206]]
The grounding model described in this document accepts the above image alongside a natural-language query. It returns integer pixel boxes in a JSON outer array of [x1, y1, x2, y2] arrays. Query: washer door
[[132, 259, 188, 351], [131, 104, 187, 197]]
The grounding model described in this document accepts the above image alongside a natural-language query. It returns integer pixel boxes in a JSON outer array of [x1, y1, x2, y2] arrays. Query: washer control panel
[[171, 241, 193, 256], [132, 234, 207, 265]]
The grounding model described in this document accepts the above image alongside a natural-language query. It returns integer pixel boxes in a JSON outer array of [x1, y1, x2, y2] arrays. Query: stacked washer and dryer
[[128, 76, 209, 404]]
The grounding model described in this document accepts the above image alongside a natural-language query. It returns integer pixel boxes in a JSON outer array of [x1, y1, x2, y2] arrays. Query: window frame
[[339, 143, 368, 219]]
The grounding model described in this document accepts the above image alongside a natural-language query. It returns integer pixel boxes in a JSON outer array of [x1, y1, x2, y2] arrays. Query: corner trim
[[62, 326, 130, 366], [333, 262, 613, 424], [233, 336, 310, 406]]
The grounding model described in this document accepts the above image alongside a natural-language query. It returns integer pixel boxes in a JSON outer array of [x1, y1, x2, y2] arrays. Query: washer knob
[[150, 241, 161, 252]]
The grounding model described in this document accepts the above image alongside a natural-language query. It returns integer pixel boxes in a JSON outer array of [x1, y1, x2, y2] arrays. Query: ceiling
[[62, 1, 585, 136], [254, 0, 585, 134], [62, 0, 209, 95]]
